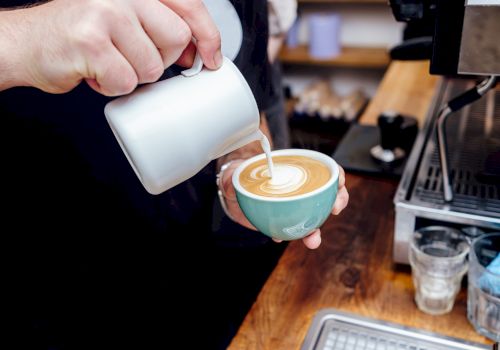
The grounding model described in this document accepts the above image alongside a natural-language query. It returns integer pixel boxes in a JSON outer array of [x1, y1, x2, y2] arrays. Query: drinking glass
[[467, 233, 500, 341], [409, 226, 469, 315]]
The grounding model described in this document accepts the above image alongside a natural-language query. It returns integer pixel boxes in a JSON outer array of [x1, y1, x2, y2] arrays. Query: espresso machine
[[391, 0, 500, 263]]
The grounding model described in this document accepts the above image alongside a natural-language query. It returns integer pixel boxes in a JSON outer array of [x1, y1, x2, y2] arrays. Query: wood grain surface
[[228, 174, 492, 349], [360, 61, 439, 126]]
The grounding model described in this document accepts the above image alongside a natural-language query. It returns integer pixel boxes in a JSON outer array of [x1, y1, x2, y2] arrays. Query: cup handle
[[181, 45, 204, 77]]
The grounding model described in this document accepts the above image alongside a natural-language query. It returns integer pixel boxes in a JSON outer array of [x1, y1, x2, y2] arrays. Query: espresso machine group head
[[390, 0, 500, 263], [389, 0, 500, 76]]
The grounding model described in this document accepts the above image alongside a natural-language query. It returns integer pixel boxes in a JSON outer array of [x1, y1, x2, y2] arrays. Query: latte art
[[240, 155, 331, 198], [250, 163, 308, 195]]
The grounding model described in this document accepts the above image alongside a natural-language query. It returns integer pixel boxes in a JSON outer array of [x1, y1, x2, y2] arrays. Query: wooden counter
[[360, 61, 439, 126], [228, 61, 493, 349]]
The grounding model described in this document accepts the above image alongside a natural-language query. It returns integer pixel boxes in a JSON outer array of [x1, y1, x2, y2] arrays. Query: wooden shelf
[[279, 45, 390, 68], [298, 0, 388, 4]]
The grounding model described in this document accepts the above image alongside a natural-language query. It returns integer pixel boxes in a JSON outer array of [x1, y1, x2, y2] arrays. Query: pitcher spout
[[214, 130, 263, 159]]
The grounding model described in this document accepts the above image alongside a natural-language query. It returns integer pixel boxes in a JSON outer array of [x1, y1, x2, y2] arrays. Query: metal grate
[[302, 310, 489, 350], [411, 79, 500, 217], [319, 325, 451, 350], [416, 165, 500, 212]]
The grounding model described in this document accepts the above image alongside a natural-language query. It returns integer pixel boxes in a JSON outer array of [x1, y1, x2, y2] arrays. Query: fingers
[[220, 160, 244, 201], [224, 194, 257, 231], [82, 41, 138, 96], [302, 229, 322, 249], [332, 166, 349, 215], [338, 165, 346, 188], [275, 231, 321, 249], [109, 13, 164, 85], [175, 42, 197, 68], [160, 0, 222, 69], [333, 187, 349, 215], [135, 1, 193, 69], [82, 1, 198, 94]]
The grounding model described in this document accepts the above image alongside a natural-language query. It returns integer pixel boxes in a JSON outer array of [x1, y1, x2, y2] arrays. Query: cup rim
[[470, 232, 500, 278], [409, 226, 470, 263], [232, 149, 339, 202]]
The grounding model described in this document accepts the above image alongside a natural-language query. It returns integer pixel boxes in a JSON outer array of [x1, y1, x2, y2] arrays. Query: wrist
[[216, 155, 245, 174], [216, 159, 244, 221], [216, 159, 243, 194]]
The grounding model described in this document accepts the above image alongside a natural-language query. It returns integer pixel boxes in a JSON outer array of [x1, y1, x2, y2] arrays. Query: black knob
[[378, 111, 404, 150], [399, 116, 418, 153]]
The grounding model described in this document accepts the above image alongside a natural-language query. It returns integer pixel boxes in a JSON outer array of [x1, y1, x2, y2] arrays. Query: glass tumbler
[[468, 233, 500, 341], [409, 226, 469, 315]]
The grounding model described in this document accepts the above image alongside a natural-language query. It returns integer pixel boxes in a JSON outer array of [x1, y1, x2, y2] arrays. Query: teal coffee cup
[[232, 149, 339, 241]]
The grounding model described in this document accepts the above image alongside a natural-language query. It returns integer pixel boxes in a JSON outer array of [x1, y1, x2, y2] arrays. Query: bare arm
[[0, 9, 29, 91], [0, 0, 221, 96]]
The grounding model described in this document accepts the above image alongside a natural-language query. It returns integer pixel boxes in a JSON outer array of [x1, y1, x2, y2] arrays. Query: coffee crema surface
[[239, 155, 331, 197]]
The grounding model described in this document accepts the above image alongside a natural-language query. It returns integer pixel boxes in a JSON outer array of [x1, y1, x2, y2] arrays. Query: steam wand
[[436, 75, 497, 202]]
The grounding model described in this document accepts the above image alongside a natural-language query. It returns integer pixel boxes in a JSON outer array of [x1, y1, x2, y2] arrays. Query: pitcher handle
[[181, 39, 204, 77]]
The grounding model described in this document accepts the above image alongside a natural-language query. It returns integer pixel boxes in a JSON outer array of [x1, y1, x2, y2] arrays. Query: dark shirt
[[1, 1, 272, 349]]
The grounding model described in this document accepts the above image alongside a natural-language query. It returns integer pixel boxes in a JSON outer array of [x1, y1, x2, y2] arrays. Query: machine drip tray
[[302, 309, 489, 350]]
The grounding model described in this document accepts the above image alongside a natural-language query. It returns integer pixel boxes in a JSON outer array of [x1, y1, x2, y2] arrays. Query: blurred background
[[277, 0, 404, 154]]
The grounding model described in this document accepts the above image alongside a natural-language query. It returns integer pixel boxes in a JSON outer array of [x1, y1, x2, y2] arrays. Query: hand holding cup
[[219, 149, 349, 249]]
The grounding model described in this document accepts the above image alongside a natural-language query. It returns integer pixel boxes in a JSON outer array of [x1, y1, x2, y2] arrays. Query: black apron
[[1, 1, 272, 349]]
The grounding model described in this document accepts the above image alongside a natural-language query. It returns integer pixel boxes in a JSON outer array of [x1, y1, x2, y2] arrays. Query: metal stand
[[436, 76, 497, 202]]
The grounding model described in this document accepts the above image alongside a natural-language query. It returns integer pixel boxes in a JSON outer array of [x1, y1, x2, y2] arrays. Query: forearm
[[268, 0, 297, 34], [268, 34, 285, 64], [0, 9, 31, 91], [216, 113, 273, 171]]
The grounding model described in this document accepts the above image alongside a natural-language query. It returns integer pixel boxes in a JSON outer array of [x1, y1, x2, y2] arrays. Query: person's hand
[[0, 0, 221, 95], [219, 160, 349, 249]]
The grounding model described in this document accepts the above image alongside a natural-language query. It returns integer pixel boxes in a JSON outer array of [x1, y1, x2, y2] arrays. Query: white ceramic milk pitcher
[[104, 55, 261, 195]]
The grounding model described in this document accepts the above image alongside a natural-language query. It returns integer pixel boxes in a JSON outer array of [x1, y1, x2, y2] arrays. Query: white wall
[[296, 4, 404, 48], [283, 3, 405, 98]]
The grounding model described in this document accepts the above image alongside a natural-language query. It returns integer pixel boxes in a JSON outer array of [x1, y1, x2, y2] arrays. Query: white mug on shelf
[[104, 54, 260, 195]]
